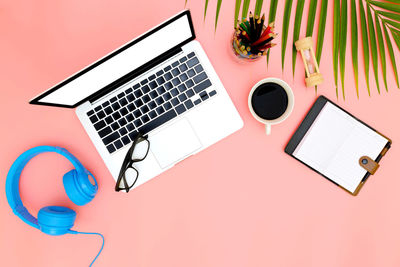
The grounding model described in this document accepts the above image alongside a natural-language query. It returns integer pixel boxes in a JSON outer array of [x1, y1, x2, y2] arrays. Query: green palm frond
[[339, 0, 348, 100], [234, 0, 242, 28], [267, 0, 279, 65], [292, 0, 305, 77], [333, 0, 340, 98], [281, 0, 294, 71], [204, 0, 209, 21], [215, 0, 223, 32], [254, 0, 264, 17], [306, 0, 318, 36], [350, 0, 359, 97], [315, 0, 328, 65]]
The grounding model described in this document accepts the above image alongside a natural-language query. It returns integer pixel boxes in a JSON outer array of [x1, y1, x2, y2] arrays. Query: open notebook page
[[293, 102, 388, 193]]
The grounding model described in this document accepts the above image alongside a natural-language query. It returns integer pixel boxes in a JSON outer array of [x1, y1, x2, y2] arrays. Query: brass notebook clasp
[[359, 156, 380, 175]]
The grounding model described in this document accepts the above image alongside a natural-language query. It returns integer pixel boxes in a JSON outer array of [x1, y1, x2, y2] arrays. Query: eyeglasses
[[115, 134, 150, 192]]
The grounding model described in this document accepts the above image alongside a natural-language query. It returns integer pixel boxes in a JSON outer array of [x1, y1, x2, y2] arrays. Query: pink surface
[[1, 1, 400, 266]]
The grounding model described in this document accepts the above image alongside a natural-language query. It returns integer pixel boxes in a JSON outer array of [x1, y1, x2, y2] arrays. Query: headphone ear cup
[[37, 206, 76, 236], [63, 170, 98, 206]]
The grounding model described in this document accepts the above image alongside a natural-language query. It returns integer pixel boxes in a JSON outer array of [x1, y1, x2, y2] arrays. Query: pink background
[[1, 0, 400, 266]]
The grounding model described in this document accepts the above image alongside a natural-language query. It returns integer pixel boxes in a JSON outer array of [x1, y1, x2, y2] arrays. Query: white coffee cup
[[248, 78, 294, 135]]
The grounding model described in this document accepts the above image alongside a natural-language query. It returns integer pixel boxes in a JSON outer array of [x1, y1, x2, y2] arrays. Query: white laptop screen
[[30, 11, 195, 108]]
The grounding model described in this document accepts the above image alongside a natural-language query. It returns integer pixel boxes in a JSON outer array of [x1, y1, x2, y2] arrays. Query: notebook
[[285, 96, 391, 195]]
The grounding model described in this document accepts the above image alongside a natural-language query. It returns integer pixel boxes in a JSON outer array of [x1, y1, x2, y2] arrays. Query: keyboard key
[[185, 79, 194, 88], [194, 99, 201, 105], [209, 90, 217, 97], [114, 140, 123, 149], [141, 105, 149, 114], [98, 126, 112, 138], [121, 135, 130, 145], [187, 69, 196, 77], [187, 52, 195, 58], [163, 92, 172, 101], [164, 72, 173, 81], [179, 56, 187, 63], [156, 106, 165, 114], [111, 122, 119, 130], [194, 64, 203, 73], [133, 110, 142, 118], [134, 119, 142, 127], [148, 74, 156, 81], [156, 70, 164, 76], [120, 107, 128, 116], [186, 89, 195, 97], [127, 123, 135, 132], [126, 93, 134, 102], [89, 115, 98, 123], [175, 104, 186, 115], [172, 78, 180, 86], [112, 112, 121, 120], [139, 109, 177, 134], [179, 63, 188, 72], [119, 127, 128, 136], [178, 84, 187, 92], [200, 91, 209, 100], [104, 106, 113, 115], [118, 117, 127, 126], [142, 95, 151, 103], [134, 99, 143, 107], [178, 94, 187, 102], [157, 86, 166, 95], [193, 72, 208, 84], [126, 113, 134, 122], [149, 91, 158, 99], [126, 88, 133, 94], [132, 83, 140, 89], [87, 110, 94, 116], [155, 96, 164, 105], [105, 116, 113, 124], [95, 106, 102, 112], [129, 131, 139, 141], [110, 96, 117, 103], [112, 102, 120, 110], [164, 65, 172, 72], [97, 111, 105, 119], [149, 81, 157, 89], [163, 102, 172, 110], [194, 79, 212, 93], [106, 144, 116, 153], [171, 88, 179, 96], [140, 79, 148, 85], [171, 97, 180, 106], [102, 132, 120, 145], [117, 92, 125, 98], [172, 61, 179, 67], [187, 57, 199, 68], [142, 85, 150, 94], [164, 82, 173, 90], [120, 98, 128, 107], [171, 68, 180, 76], [149, 110, 157, 119], [94, 120, 106, 131], [156, 76, 165, 85], [102, 101, 110, 107], [141, 114, 150, 123], [134, 90, 143, 98], [184, 99, 194, 109], [148, 101, 157, 109], [127, 103, 135, 111], [179, 73, 188, 82]]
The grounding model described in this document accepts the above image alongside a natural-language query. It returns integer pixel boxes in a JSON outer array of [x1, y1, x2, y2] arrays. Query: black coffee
[[251, 82, 288, 120]]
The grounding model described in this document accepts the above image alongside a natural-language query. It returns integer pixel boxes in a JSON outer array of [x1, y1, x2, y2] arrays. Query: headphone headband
[[5, 146, 89, 228]]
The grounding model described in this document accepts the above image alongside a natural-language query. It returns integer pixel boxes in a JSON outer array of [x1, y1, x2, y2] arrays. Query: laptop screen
[[30, 10, 195, 108]]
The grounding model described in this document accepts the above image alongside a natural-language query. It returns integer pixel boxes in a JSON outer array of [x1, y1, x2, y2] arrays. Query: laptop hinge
[[89, 46, 183, 104]]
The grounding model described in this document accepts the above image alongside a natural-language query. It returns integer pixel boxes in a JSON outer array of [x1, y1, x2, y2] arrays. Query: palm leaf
[[369, 1, 400, 13], [377, 10, 400, 22], [375, 13, 388, 91], [292, 0, 305, 77], [383, 19, 400, 30], [235, 0, 242, 28], [242, 0, 251, 20], [215, 0, 223, 32], [185, 0, 188, 7], [359, 0, 371, 95], [367, 5, 381, 94], [351, 0, 359, 97], [204, 0, 209, 21], [281, 0, 294, 71], [390, 27, 400, 50], [333, 0, 340, 98], [339, 0, 348, 100], [306, 0, 318, 36], [254, 0, 264, 17], [383, 25, 400, 88], [315, 0, 328, 65], [267, 0, 278, 65]]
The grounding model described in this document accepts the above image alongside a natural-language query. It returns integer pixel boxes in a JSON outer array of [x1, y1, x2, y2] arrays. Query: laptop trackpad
[[150, 118, 202, 169]]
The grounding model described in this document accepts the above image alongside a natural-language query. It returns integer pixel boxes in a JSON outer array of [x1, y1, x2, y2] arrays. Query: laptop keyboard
[[86, 52, 217, 154]]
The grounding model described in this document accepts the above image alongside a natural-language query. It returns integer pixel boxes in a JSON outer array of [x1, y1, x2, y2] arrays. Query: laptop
[[30, 10, 243, 189]]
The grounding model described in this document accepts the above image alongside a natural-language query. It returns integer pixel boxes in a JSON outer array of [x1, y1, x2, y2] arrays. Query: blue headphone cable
[[69, 230, 105, 266]]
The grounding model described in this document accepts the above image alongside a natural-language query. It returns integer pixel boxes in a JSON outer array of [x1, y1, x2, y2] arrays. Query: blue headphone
[[6, 146, 104, 266]]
